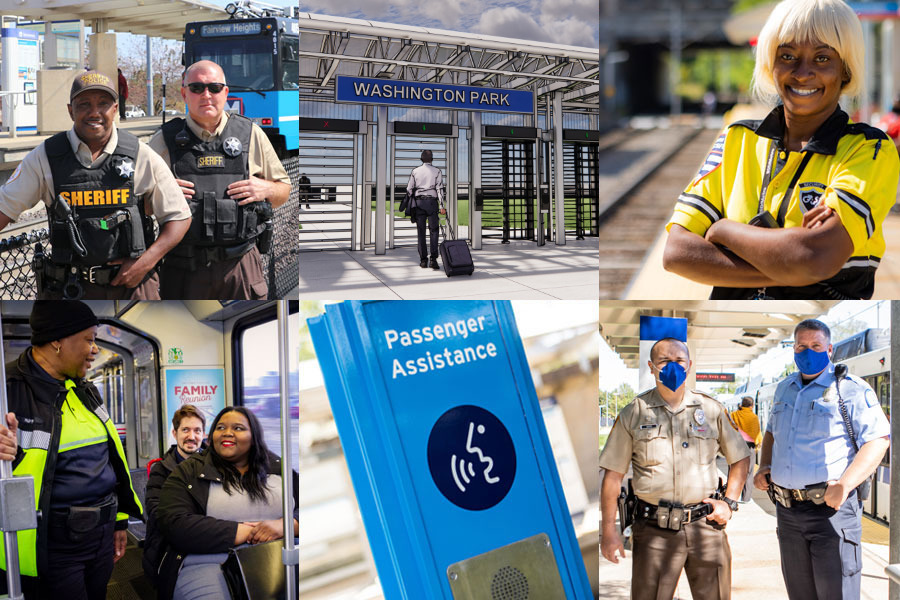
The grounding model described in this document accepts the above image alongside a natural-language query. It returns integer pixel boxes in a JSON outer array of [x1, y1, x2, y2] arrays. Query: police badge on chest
[[798, 182, 826, 212]]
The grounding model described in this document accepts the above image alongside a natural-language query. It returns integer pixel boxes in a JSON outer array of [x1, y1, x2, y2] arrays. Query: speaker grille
[[490, 565, 529, 600]]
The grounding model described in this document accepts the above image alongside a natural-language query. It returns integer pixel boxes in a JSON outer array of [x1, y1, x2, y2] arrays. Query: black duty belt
[[636, 498, 713, 531], [769, 482, 827, 508], [47, 496, 118, 531], [44, 262, 121, 286]]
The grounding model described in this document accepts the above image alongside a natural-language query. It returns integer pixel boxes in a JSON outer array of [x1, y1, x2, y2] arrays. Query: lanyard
[[756, 141, 814, 227]]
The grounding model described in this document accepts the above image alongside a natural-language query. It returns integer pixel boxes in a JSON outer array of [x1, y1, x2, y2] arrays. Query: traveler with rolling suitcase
[[406, 150, 445, 270], [438, 200, 475, 277]]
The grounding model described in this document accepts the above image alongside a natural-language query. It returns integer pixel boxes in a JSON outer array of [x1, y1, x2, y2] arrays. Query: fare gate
[[390, 137, 448, 249], [299, 127, 360, 252], [481, 139, 536, 243], [564, 142, 600, 239]]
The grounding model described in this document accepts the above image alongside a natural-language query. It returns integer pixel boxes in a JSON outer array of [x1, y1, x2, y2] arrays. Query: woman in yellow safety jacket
[[0, 301, 142, 600], [664, 0, 900, 299]]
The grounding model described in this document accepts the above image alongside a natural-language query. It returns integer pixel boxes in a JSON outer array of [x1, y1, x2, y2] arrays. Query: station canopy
[[299, 12, 599, 113], [600, 301, 840, 370], [0, 0, 225, 39]]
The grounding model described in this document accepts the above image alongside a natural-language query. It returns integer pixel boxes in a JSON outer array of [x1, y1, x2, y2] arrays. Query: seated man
[[142, 405, 206, 585]]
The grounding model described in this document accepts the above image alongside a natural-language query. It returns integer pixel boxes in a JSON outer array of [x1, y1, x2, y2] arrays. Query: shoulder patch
[[693, 132, 726, 182], [864, 388, 879, 408]]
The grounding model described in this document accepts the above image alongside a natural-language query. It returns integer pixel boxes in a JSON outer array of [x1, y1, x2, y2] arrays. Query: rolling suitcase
[[438, 216, 474, 277]]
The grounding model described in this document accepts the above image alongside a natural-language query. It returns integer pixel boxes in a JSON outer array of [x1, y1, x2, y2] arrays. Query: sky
[[298, 0, 600, 49], [598, 301, 891, 395]]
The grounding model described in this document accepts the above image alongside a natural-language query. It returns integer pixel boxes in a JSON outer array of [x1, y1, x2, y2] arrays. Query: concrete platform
[[599, 459, 890, 599], [298, 237, 599, 300]]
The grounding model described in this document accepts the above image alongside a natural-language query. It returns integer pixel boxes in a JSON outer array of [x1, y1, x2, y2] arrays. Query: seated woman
[[663, 0, 900, 299], [156, 406, 299, 600]]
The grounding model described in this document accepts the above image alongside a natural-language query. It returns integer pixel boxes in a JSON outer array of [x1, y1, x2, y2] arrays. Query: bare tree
[[118, 36, 185, 114]]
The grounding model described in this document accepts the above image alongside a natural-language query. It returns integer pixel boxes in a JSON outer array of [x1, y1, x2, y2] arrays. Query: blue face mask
[[794, 348, 830, 376], [657, 362, 687, 392]]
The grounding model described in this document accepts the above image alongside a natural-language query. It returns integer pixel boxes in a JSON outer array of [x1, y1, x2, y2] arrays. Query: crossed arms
[[663, 204, 853, 288]]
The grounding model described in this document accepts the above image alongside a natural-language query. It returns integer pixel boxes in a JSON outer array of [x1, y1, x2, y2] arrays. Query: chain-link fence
[[261, 155, 300, 299], [0, 156, 301, 300], [0, 228, 49, 299]]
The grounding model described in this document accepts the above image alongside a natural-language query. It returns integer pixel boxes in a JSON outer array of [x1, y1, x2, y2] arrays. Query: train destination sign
[[695, 372, 735, 382], [335, 76, 534, 114]]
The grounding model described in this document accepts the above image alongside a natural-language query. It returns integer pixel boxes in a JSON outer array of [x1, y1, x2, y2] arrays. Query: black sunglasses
[[185, 82, 226, 94]]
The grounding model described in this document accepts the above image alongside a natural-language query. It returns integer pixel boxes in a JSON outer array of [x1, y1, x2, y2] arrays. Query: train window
[[234, 309, 299, 469], [281, 36, 299, 90]]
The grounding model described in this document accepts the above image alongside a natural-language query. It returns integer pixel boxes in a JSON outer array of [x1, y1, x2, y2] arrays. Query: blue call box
[[309, 301, 592, 599]]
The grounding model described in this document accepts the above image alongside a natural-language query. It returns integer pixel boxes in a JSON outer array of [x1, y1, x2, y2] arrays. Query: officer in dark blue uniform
[[754, 319, 889, 600]]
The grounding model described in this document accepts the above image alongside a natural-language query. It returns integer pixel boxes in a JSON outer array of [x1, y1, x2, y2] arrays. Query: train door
[[0, 318, 160, 473], [482, 137, 537, 242], [299, 121, 362, 251]]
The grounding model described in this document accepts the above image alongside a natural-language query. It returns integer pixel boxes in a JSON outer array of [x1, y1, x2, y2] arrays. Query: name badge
[[197, 154, 225, 169], [640, 423, 658, 430]]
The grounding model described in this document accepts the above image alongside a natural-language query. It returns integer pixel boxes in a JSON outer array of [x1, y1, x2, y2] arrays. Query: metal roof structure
[[599, 301, 839, 370], [0, 0, 225, 39], [299, 12, 599, 113]]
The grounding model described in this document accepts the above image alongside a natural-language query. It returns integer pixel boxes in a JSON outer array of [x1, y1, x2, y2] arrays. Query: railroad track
[[598, 128, 721, 298]]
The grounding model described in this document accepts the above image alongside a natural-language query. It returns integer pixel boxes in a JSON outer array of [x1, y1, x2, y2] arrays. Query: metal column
[[471, 112, 482, 250], [375, 106, 388, 255], [276, 301, 298, 600], [351, 134, 360, 251], [362, 107, 374, 247], [389, 134, 396, 249], [146, 36, 154, 116], [0, 311, 28, 600], [447, 116, 458, 239], [890, 301, 900, 600], [553, 92, 565, 246]]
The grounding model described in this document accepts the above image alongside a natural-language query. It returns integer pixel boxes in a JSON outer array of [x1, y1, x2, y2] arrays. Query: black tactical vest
[[45, 130, 149, 266], [161, 115, 270, 249]]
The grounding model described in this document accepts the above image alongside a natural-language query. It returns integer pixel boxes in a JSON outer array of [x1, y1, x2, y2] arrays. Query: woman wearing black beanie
[[0, 300, 142, 600]]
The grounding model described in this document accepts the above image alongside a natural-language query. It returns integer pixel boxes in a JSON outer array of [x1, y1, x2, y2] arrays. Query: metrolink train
[[184, 2, 300, 158], [732, 329, 890, 524], [0, 300, 299, 599]]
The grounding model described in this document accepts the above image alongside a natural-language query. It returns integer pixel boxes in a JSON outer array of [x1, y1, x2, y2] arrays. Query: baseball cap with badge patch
[[70, 70, 118, 102]]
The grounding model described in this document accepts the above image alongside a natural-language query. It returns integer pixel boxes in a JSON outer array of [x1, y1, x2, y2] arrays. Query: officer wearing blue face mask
[[600, 337, 750, 600], [753, 319, 889, 600]]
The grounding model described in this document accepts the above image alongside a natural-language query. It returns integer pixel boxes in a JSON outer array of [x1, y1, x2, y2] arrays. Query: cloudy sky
[[298, 0, 599, 49]]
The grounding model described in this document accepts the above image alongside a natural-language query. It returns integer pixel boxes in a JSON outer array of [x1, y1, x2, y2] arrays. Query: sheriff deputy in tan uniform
[[148, 60, 291, 299], [0, 71, 191, 300], [600, 337, 750, 600]]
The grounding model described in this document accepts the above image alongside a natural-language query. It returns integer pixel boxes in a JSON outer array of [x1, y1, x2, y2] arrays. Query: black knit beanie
[[30, 301, 99, 346]]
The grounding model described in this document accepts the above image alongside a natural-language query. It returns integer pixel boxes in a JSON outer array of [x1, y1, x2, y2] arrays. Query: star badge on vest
[[223, 137, 242, 157], [116, 158, 134, 179], [798, 182, 825, 212]]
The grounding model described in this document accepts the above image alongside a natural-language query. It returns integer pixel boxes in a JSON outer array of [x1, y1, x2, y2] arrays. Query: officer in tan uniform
[[148, 60, 291, 299], [600, 337, 750, 600], [0, 71, 191, 299]]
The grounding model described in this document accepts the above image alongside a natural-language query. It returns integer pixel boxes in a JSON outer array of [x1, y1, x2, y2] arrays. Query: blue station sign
[[335, 76, 534, 114]]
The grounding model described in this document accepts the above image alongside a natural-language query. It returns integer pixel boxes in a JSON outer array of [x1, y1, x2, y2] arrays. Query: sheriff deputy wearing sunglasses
[[0, 70, 192, 300], [148, 60, 291, 299]]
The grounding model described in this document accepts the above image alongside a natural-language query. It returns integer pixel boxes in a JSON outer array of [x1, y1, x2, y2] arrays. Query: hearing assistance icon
[[427, 404, 516, 511]]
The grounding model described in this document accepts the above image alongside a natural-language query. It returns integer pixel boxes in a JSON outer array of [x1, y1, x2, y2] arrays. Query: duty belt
[[47, 495, 118, 531], [636, 498, 713, 531], [39, 259, 123, 299], [768, 482, 827, 508], [166, 240, 255, 270]]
